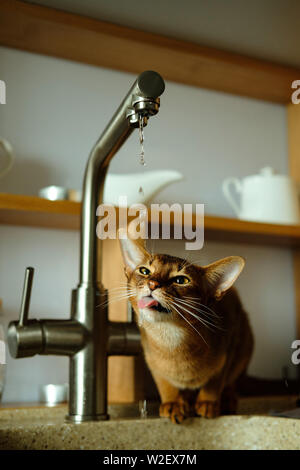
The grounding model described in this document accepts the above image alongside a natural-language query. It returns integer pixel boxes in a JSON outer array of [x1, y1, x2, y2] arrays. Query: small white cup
[[39, 383, 68, 406], [39, 186, 68, 201]]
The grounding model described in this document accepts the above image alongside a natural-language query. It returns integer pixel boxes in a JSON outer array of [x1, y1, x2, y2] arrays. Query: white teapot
[[222, 167, 300, 225]]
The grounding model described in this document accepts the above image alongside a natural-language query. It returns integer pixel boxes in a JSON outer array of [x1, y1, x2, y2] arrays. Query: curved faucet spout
[[8, 72, 165, 423], [80, 71, 165, 286], [68, 71, 165, 422]]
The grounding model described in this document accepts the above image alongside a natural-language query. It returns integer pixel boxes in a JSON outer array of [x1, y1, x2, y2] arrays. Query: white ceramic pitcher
[[222, 167, 300, 225], [103, 170, 183, 206]]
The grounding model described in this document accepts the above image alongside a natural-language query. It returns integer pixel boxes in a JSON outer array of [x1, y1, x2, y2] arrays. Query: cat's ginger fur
[[119, 234, 253, 423]]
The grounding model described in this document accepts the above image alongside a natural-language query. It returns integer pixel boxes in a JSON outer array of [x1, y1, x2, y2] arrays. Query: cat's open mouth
[[138, 296, 169, 313]]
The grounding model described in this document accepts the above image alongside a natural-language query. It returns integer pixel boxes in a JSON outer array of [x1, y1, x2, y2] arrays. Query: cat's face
[[127, 253, 207, 325], [119, 234, 245, 329]]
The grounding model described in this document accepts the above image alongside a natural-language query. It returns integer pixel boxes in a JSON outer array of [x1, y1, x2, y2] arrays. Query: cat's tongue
[[138, 296, 159, 309]]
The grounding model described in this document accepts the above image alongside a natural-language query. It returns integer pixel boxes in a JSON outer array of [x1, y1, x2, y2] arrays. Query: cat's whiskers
[[165, 299, 208, 346], [163, 293, 223, 332], [107, 287, 135, 293], [99, 284, 133, 296], [173, 300, 223, 331], [173, 297, 218, 320], [181, 296, 219, 318], [166, 297, 219, 319], [98, 293, 134, 308], [97, 286, 136, 307], [171, 299, 220, 332], [105, 288, 135, 297], [161, 293, 209, 344]]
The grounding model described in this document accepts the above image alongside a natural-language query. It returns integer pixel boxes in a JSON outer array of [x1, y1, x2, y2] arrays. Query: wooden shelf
[[202, 214, 300, 247], [1, 0, 299, 103], [1, 193, 300, 247], [0, 193, 80, 230]]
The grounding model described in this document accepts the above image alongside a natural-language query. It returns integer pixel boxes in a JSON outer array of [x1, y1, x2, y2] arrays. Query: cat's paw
[[159, 401, 190, 424], [195, 400, 220, 418]]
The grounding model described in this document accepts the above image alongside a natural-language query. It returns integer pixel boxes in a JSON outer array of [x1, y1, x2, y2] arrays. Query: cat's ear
[[203, 256, 245, 300], [118, 228, 150, 276]]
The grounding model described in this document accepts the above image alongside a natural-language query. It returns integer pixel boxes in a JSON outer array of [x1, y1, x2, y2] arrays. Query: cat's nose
[[149, 280, 160, 291]]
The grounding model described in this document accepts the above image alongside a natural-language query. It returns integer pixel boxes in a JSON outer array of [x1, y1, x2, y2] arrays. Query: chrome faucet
[[8, 71, 165, 422]]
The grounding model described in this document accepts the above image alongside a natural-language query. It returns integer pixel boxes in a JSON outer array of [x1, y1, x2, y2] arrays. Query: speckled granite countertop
[[0, 396, 299, 450]]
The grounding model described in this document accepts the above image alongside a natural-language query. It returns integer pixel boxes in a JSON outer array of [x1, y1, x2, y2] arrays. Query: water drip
[[139, 115, 146, 167]]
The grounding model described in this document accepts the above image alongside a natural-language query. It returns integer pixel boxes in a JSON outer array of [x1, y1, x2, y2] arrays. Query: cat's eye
[[173, 275, 190, 285], [139, 266, 150, 276]]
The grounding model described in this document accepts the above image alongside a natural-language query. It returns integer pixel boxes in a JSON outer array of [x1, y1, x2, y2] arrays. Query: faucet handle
[[8, 266, 43, 358], [19, 267, 34, 326]]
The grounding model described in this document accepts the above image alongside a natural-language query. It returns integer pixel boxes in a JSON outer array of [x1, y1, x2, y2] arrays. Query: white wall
[[0, 46, 297, 402]]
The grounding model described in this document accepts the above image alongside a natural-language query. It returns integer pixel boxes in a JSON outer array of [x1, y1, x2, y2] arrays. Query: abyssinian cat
[[119, 233, 254, 424]]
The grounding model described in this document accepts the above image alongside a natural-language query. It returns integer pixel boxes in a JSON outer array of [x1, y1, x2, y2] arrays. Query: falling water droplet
[[139, 115, 146, 166], [139, 399, 148, 419]]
